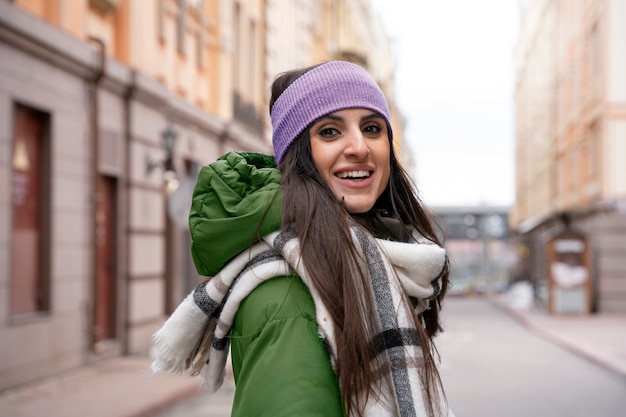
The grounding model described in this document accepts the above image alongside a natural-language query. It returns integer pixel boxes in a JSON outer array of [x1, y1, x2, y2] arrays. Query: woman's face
[[309, 108, 391, 213]]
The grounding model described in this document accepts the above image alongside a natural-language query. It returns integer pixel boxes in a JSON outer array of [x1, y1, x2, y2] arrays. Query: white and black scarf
[[151, 227, 453, 417]]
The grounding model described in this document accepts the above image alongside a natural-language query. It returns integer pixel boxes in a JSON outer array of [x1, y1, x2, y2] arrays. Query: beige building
[[0, 0, 402, 391], [512, 0, 626, 313]]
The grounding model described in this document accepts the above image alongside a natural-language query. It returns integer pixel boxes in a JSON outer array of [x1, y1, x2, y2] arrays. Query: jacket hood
[[189, 152, 282, 276]]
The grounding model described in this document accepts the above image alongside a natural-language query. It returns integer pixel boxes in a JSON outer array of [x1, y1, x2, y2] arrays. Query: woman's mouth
[[335, 170, 372, 180]]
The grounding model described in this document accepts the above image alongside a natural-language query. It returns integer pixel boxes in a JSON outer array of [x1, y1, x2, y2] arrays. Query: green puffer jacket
[[189, 151, 344, 416]]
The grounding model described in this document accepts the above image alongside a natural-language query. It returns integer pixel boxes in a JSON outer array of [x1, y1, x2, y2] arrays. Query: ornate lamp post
[[147, 125, 179, 195]]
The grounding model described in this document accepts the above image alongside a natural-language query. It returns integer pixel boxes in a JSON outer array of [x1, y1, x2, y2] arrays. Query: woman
[[152, 61, 453, 417]]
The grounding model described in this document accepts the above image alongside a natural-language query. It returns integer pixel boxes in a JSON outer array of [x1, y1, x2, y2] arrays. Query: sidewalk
[[491, 296, 626, 378], [0, 356, 204, 417], [1, 298, 625, 417]]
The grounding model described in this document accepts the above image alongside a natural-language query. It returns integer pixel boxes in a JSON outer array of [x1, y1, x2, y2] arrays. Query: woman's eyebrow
[[319, 113, 344, 122], [361, 112, 382, 122], [318, 111, 381, 123]]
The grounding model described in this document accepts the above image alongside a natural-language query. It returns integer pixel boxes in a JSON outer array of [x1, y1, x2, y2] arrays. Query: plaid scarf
[[151, 227, 453, 416]]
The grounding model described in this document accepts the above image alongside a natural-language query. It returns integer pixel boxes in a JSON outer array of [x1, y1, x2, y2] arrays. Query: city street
[[155, 297, 626, 417], [438, 297, 626, 417]]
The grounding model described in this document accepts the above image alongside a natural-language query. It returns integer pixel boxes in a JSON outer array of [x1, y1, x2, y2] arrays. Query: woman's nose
[[344, 130, 370, 158]]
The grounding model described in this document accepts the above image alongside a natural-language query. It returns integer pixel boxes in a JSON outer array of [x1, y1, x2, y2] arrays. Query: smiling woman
[[309, 109, 390, 213], [152, 61, 455, 417]]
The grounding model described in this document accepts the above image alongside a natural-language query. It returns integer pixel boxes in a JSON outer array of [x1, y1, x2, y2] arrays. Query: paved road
[[155, 297, 626, 417], [438, 297, 626, 417]]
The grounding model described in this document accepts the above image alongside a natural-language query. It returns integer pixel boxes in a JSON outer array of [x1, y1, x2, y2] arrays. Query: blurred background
[[1, 0, 626, 415]]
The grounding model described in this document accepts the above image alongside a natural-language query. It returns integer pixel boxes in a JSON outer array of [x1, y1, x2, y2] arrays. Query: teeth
[[337, 170, 370, 179]]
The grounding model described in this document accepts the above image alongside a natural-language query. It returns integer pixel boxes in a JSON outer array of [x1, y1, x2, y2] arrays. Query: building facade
[[0, 0, 401, 391], [512, 0, 626, 313]]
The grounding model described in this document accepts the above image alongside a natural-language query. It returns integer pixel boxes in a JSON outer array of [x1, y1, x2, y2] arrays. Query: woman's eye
[[319, 127, 339, 137], [363, 124, 381, 134]]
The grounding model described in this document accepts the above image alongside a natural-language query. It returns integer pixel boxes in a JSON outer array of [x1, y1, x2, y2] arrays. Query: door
[[94, 175, 117, 344], [11, 104, 50, 315]]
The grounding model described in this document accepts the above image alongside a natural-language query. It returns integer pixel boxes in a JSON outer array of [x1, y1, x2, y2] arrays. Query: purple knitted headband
[[270, 61, 392, 164]]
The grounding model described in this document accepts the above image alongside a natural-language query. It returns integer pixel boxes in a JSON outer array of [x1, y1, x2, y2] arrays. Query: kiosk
[[547, 233, 592, 314]]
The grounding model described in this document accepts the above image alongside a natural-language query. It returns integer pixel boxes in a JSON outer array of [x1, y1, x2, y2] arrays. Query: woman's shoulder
[[232, 274, 317, 336], [189, 151, 282, 276]]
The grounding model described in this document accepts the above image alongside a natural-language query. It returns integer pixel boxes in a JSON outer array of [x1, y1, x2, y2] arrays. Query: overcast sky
[[370, 0, 519, 208]]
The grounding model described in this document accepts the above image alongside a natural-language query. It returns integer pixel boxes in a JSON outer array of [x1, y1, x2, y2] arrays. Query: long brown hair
[[270, 65, 449, 416]]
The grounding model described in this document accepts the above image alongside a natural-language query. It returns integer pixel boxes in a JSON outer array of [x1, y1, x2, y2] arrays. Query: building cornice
[[0, 1, 226, 138], [0, 1, 94, 79]]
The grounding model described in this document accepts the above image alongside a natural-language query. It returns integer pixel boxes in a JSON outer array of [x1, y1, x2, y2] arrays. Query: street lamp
[[146, 125, 180, 195], [147, 125, 178, 175]]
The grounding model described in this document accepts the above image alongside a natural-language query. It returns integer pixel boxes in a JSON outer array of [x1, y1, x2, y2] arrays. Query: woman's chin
[[341, 197, 376, 214]]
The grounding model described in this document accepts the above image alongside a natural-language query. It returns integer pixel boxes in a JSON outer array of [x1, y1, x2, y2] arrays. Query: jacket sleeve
[[229, 275, 344, 417]]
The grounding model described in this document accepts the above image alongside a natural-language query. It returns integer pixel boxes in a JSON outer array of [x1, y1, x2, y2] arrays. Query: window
[[587, 121, 600, 183], [589, 22, 602, 99], [248, 19, 256, 97], [176, 0, 186, 54], [233, 3, 241, 91], [89, 0, 120, 13], [11, 104, 51, 316]]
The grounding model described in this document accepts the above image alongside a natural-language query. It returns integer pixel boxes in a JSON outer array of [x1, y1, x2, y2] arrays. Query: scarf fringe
[[150, 293, 209, 374]]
